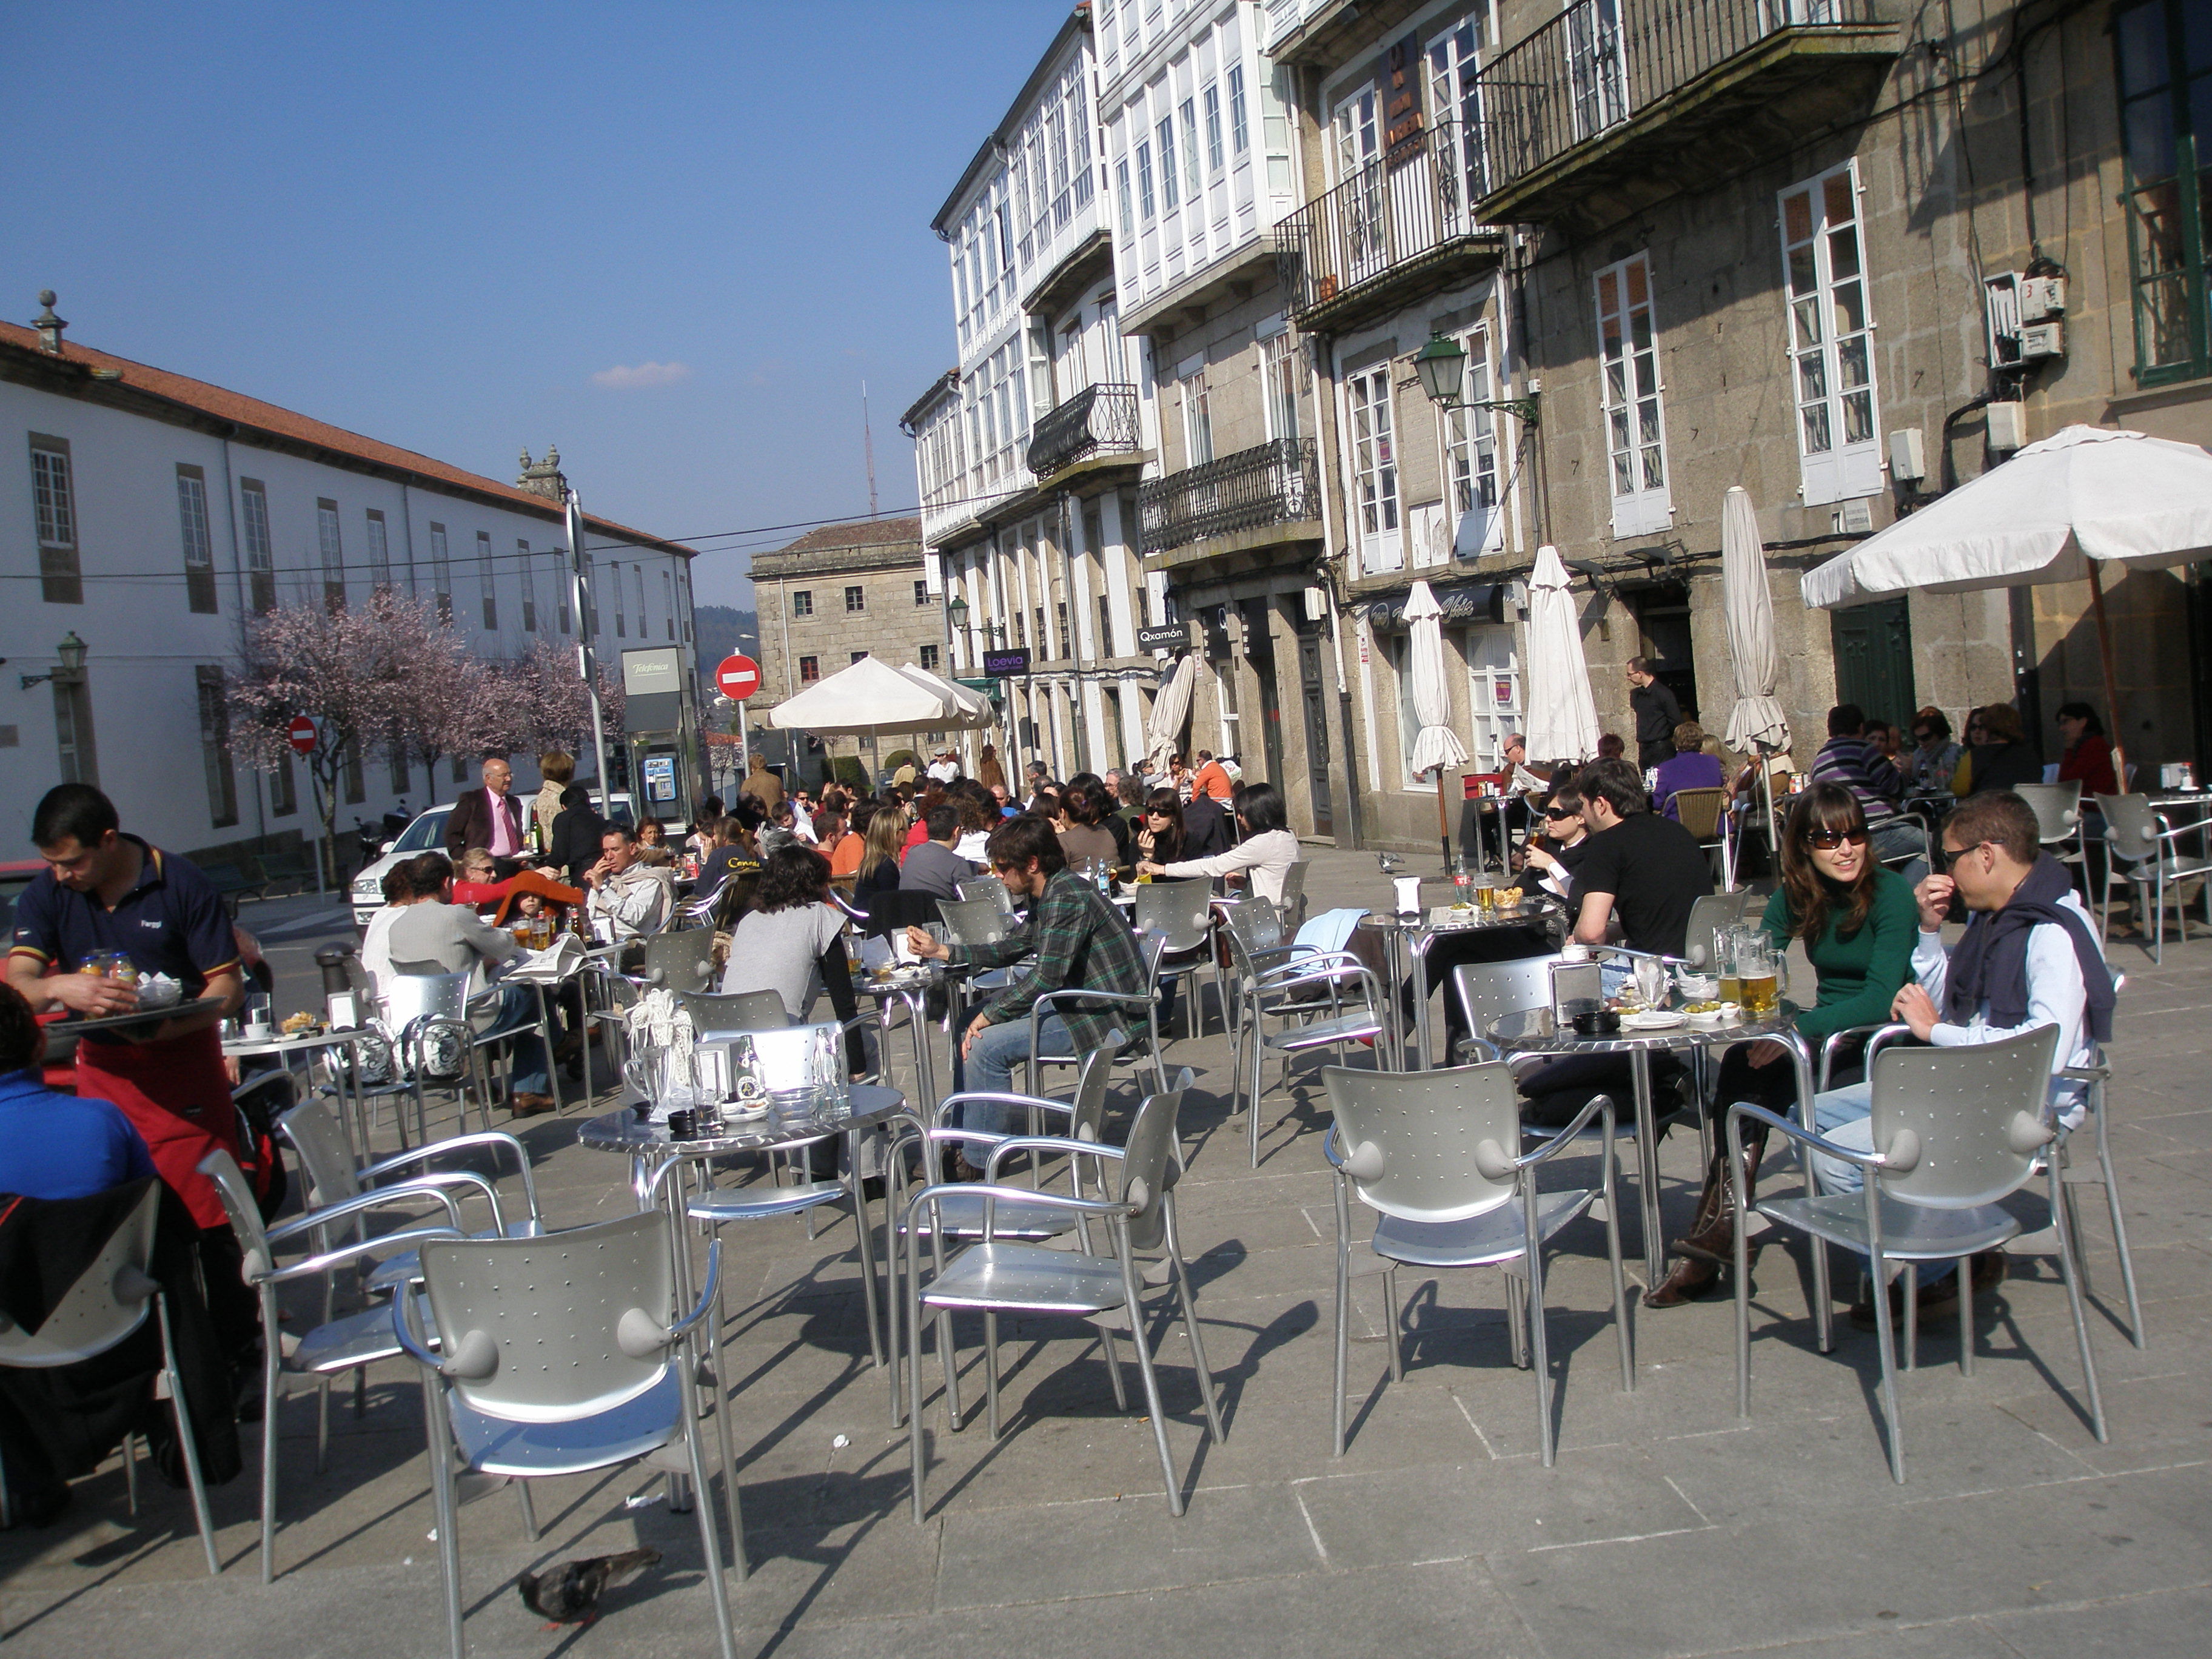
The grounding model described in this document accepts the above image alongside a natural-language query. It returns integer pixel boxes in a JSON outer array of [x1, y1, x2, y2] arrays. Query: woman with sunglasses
[[1132, 787, 1185, 866], [1520, 788, 1592, 900], [1899, 707, 1962, 794], [1646, 782, 1920, 1307]]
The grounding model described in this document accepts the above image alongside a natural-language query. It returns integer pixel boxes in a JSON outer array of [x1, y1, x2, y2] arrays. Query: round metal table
[[850, 965, 943, 1113], [224, 1025, 376, 1159], [1489, 1005, 1812, 1284], [1361, 897, 1563, 1071], [580, 1082, 911, 1367]]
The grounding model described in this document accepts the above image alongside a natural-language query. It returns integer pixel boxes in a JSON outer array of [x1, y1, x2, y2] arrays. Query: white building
[[907, 4, 1171, 782], [1, 301, 698, 864]]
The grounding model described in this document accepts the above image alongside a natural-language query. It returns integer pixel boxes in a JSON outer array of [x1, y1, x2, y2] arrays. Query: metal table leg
[[1409, 933, 1432, 1072], [846, 1119, 885, 1369], [1631, 1044, 1664, 1284]]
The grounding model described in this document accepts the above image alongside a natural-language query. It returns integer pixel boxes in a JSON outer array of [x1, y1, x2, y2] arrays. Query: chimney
[[33, 290, 65, 355], [515, 443, 567, 501]]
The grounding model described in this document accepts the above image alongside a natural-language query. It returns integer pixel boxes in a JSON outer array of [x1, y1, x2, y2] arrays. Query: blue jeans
[[1809, 1081, 1959, 1287], [482, 982, 551, 1096], [960, 1014, 1070, 1137]]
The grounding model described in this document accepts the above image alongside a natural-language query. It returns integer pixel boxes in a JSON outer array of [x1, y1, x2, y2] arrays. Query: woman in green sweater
[[1646, 783, 1919, 1306]]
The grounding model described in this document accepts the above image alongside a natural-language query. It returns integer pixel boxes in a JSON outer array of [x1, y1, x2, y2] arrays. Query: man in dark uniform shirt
[[1627, 657, 1684, 770]]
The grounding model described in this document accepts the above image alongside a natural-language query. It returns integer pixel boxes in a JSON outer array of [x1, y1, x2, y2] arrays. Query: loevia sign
[[981, 648, 1031, 677]]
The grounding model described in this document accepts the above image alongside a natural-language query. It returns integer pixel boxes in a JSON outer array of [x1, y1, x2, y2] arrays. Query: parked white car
[[349, 791, 634, 928]]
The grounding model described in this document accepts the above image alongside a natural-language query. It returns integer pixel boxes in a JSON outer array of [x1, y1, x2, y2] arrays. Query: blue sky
[[1, 1, 1064, 610]]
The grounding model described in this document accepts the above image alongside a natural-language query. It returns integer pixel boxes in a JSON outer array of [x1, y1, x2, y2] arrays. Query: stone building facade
[[749, 517, 945, 784]]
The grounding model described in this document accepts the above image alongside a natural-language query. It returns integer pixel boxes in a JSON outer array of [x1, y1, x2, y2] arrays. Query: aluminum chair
[[198, 1150, 472, 1583], [1681, 890, 1761, 973], [1277, 860, 1310, 930], [2016, 780, 2086, 886], [1024, 931, 1169, 1099], [677, 988, 791, 1037], [939, 894, 1019, 995], [1320, 1064, 1632, 1464], [1134, 877, 1219, 1039], [1220, 899, 1384, 1168], [279, 1096, 542, 1295], [374, 970, 484, 1144], [903, 1081, 1222, 1520], [957, 875, 1016, 920], [1729, 1024, 2106, 1483], [1446, 953, 1563, 1068], [2096, 791, 2212, 960], [634, 929, 716, 993], [0, 1181, 220, 1572], [395, 1213, 739, 1659]]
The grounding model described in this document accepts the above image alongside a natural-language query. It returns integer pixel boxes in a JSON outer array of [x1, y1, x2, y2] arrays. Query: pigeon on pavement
[[515, 1547, 662, 1626]]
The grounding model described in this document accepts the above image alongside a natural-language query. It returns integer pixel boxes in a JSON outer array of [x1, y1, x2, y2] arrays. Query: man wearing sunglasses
[[1809, 789, 2116, 1322]]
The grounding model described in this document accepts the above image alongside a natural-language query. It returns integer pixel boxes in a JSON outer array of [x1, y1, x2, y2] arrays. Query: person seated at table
[[1133, 786, 1185, 868], [1862, 719, 1901, 771], [1899, 706, 1963, 795], [1812, 705, 1921, 873], [851, 805, 908, 910], [717, 843, 867, 1078], [697, 814, 761, 896], [1653, 722, 1726, 821], [583, 824, 674, 942], [1954, 703, 2043, 796], [1139, 780, 1299, 903], [903, 814, 1150, 1168], [386, 854, 557, 1117], [1068, 773, 1136, 869], [547, 782, 606, 884], [1813, 788, 2116, 1327], [449, 854, 586, 930], [360, 863, 414, 1001], [2056, 701, 2118, 799], [948, 782, 999, 866], [1596, 732, 1627, 762], [1190, 750, 1235, 803], [685, 796, 724, 863], [1056, 781, 1122, 877], [1644, 784, 1920, 1307], [1114, 774, 1148, 834], [900, 804, 972, 901], [1517, 759, 1713, 1128], [1181, 787, 1235, 863], [634, 818, 675, 867], [1518, 787, 1592, 902], [0, 984, 156, 1198]]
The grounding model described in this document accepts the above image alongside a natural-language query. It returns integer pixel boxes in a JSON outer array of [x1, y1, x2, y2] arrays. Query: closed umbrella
[[1406, 579, 1471, 865], [1147, 652, 1199, 771], [1721, 487, 1789, 875], [1803, 424, 2212, 784], [1523, 545, 1601, 765]]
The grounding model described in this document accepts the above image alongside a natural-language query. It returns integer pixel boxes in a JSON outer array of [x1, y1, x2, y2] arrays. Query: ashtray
[[1571, 1008, 1623, 1036]]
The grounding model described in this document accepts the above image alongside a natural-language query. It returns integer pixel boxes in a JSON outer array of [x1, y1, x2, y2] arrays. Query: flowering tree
[[516, 636, 625, 757]]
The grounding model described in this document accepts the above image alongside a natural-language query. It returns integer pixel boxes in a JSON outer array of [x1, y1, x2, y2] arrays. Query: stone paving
[[2, 848, 2207, 1657]]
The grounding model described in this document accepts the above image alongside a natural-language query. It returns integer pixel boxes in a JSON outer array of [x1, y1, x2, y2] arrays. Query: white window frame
[[1347, 363, 1402, 572], [1461, 624, 1521, 772], [1780, 158, 1883, 506], [518, 539, 537, 631], [30, 443, 74, 549], [1262, 326, 1305, 444], [364, 508, 390, 590], [1137, 141, 1156, 220], [1441, 325, 1504, 558], [1594, 252, 1674, 538], [1180, 366, 1212, 466], [477, 529, 498, 629], [1228, 64, 1249, 155], [1157, 115, 1179, 213], [1204, 84, 1224, 174], [239, 478, 275, 608], [176, 468, 213, 572]]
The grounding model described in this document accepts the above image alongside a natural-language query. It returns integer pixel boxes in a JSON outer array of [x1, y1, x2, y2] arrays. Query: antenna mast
[[862, 381, 879, 518]]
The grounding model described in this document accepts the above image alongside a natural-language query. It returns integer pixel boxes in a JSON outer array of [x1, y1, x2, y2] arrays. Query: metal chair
[[1320, 1064, 1632, 1464], [902, 1081, 1222, 1520], [957, 875, 1016, 920], [1671, 787, 1732, 886], [2016, 780, 2086, 886], [1134, 877, 1219, 1039], [1681, 890, 1761, 973], [1729, 1024, 2107, 1483], [395, 1213, 739, 1659], [635, 930, 716, 993], [198, 1150, 472, 1583], [1219, 899, 1385, 1168], [1024, 931, 1168, 1099], [372, 970, 484, 1144], [1445, 953, 1563, 1068], [0, 1181, 220, 1572], [2096, 791, 2212, 960], [677, 988, 791, 1037], [2054, 1057, 2146, 1348], [1277, 860, 1310, 930]]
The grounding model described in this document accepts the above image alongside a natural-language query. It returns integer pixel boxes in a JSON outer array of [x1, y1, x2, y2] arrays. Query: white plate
[[1619, 1010, 1686, 1031]]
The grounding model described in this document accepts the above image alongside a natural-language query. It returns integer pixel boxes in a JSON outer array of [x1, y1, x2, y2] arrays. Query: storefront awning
[[1356, 580, 1509, 632]]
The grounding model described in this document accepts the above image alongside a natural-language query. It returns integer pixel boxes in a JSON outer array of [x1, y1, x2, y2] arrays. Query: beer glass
[[1738, 937, 1781, 1017]]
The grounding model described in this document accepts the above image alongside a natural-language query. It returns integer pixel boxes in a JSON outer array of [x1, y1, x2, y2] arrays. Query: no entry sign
[[287, 715, 319, 754], [714, 654, 762, 700]]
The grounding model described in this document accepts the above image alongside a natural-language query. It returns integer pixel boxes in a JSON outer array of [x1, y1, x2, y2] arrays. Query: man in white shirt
[[789, 790, 817, 843], [358, 864, 416, 1000], [927, 749, 960, 784], [1810, 789, 2116, 1316], [583, 824, 673, 940]]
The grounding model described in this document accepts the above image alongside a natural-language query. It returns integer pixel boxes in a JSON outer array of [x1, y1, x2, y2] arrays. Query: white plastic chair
[[1320, 1064, 1632, 1464], [0, 1181, 220, 1573]]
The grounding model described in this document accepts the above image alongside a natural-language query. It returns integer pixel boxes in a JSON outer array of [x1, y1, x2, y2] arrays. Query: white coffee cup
[[1393, 876, 1423, 914], [243, 1017, 273, 1041]]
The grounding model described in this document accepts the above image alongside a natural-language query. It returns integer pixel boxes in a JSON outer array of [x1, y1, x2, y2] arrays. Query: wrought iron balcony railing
[[1476, 0, 1882, 199], [1139, 438, 1319, 558], [1275, 118, 1503, 327], [1026, 383, 1141, 480]]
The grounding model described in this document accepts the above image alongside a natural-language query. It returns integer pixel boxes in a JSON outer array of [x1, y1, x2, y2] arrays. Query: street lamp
[[21, 632, 87, 690], [946, 594, 969, 631], [1413, 332, 1542, 426]]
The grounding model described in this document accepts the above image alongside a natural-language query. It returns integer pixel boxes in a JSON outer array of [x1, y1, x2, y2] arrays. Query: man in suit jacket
[[445, 757, 528, 875]]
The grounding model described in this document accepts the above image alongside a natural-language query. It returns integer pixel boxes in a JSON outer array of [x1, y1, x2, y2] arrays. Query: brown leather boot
[[1643, 1127, 1766, 1309]]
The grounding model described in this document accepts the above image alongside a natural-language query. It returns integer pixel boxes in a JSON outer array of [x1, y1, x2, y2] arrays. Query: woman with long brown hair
[[1646, 782, 1920, 1306], [852, 800, 910, 907]]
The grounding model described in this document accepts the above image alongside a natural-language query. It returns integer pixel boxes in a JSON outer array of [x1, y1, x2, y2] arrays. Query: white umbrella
[[1802, 423, 2212, 783], [1523, 546, 1601, 764], [1147, 652, 1199, 769], [1721, 486, 1790, 754], [1406, 579, 1471, 863], [766, 654, 959, 737], [893, 662, 995, 729]]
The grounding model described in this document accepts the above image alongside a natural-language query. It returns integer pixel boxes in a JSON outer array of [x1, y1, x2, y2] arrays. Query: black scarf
[[1944, 853, 2116, 1045]]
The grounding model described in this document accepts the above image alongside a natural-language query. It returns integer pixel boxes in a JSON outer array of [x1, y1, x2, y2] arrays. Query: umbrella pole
[[1436, 768, 1453, 870], [2086, 563, 2128, 790]]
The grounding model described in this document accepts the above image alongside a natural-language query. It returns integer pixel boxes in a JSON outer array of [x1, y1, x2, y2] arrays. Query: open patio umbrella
[[1148, 651, 1199, 771], [892, 662, 996, 728], [1721, 486, 1789, 870], [1406, 579, 1471, 865], [766, 653, 963, 737], [1523, 545, 1601, 766], [1803, 424, 2212, 785]]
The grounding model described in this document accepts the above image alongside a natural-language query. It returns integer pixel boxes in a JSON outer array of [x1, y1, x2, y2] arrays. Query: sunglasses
[[1911, 729, 1934, 741], [1804, 827, 1870, 851], [1543, 805, 1580, 820], [1934, 840, 1986, 871]]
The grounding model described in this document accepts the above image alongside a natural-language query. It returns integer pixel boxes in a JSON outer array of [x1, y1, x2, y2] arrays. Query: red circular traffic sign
[[714, 654, 762, 701], [287, 715, 319, 755]]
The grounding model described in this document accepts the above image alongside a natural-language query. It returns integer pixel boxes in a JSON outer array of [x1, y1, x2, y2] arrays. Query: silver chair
[[372, 970, 484, 1144], [677, 988, 791, 1036], [2016, 780, 2085, 885], [1277, 860, 1310, 930], [0, 1182, 220, 1572], [395, 1212, 739, 1659], [1321, 1064, 1631, 1464], [1022, 932, 1170, 1099], [1134, 877, 1219, 1039], [1681, 890, 1761, 973], [957, 875, 1016, 921], [1446, 953, 1563, 1068], [1220, 899, 1385, 1168], [635, 929, 717, 993], [939, 894, 1020, 996], [198, 1149, 471, 1583], [903, 1081, 1222, 1520], [2096, 791, 2212, 961], [2054, 1057, 2146, 1347], [1730, 1024, 2107, 1483]]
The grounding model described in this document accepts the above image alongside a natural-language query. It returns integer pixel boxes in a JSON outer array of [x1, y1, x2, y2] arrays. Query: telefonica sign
[[620, 647, 685, 696]]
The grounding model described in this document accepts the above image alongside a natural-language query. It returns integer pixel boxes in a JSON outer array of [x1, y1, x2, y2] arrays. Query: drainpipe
[[218, 430, 266, 846]]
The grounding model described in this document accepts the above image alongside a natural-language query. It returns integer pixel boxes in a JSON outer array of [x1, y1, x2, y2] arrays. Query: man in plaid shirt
[[907, 813, 1147, 1145]]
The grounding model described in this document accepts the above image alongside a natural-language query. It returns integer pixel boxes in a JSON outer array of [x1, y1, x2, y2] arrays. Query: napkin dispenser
[[1549, 959, 1604, 1025], [694, 1021, 846, 1106]]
